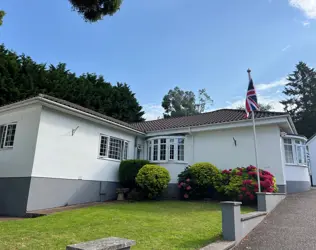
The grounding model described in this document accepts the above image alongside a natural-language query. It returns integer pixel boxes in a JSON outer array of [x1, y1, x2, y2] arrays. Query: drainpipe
[[134, 136, 138, 159], [188, 127, 194, 164]]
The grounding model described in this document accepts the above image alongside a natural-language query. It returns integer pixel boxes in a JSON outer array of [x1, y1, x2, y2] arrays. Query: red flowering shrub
[[214, 165, 278, 203]]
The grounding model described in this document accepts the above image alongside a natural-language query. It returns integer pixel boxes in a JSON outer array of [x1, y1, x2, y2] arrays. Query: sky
[[1, 0, 316, 120]]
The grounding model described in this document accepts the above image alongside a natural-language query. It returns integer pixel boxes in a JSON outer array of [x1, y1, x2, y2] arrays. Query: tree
[[0, 10, 5, 26], [0, 44, 144, 122], [69, 0, 122, 22], [162, 87, 213, 118], [280, 62, 316, 138], [236, 103, 273, 112]]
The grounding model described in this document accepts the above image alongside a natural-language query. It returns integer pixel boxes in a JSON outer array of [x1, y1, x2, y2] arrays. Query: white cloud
[[281, 45, 291, 52], [256, 77, 287, 91], [142, 103, 164, 121], [226, 96, 285, 112], [289, 0, 316, 19], [302, 20, 311, 26], [225, 76, 288, 112]]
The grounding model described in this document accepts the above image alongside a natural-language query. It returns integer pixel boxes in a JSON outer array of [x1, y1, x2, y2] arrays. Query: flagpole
[[248, 69, 261, 193]]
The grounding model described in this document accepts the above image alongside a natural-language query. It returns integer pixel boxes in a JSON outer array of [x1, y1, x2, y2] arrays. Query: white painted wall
[[284, 165, 310, 182], [308, 139, 316, 185], [191, 125, 285, 185], [144, 125, 285, 185], [158, 163, 188, 183], [32, 107, 138, 182], [0, 105, 41, 177]]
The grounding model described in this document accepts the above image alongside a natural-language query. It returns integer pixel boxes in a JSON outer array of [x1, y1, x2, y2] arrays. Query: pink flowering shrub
[[177, 167, 196, 199], [214, 165, 278, 203]]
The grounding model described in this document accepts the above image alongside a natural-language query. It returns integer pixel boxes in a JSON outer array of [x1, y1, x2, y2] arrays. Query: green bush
[[177, 162, 220, 199], [190, 162, 220, 187], [119, 160, 150, 189], [135, 164, 171, 199]]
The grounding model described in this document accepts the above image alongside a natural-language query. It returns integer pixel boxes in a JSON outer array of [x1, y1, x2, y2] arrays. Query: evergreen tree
[[0, 10, 5, 26], [280, 62, 316, 137], [0, 44, 144, 122], [69, 0, 122, 22]]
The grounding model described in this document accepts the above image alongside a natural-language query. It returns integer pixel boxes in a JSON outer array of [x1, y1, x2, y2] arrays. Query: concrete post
[[257, 192, 286, 212], [220, 201, 242, 242], [257, 193, 267, 212]]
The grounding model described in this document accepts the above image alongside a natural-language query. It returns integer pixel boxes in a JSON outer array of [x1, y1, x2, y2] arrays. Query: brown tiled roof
[[0, 95, 288, 134], [131, 109, 287, 132]]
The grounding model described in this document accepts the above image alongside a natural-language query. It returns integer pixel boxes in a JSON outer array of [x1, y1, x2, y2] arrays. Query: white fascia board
[[38, 99, 146, 136], [0, 97, 146, 136], [146, 115, 291, 137], [287, 116, 297, 134], [283, 134, 307, 142], [0, 97, 40, 113]]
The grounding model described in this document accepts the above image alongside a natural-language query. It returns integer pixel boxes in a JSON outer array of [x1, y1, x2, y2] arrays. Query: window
[[98, 135, 128, 160], [296, 144, 306, 165], [153, 139, 158, 161], [147, 136, 185, 162], [0, 123, 17, 149], [169, 139, 175, 160], [284, 139, 294, 164], [148, 141, 152, 161], [177, 138, 184, 161], [99, 136, 108, 157], [283, 137, 307, 165], [160, 139, 166, 161], [124, 141, 129, 160]]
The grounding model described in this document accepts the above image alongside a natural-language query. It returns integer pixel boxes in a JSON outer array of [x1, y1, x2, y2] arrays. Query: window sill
[[150, 160, 188, 165], [285, 163, 308, 168], [0, 147, 13, 151], [97, 157, 123, 163]]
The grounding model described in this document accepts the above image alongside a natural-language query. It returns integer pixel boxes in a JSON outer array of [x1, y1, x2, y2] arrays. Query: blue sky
[[1, 0, 316, 120]]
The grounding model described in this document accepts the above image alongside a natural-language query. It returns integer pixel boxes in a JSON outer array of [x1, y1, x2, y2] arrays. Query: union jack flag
[[245, 75, 259, 118]]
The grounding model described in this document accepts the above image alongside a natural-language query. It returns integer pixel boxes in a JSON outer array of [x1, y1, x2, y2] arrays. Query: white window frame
[[0, 122, 17, 149], [284, 138, 294, 164], [98, 134, 129, 161], [146, 136, 185, 163], [283, 136, 307, 166]]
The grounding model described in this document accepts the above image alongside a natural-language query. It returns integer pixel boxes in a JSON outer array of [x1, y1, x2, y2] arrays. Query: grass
[[0, 201, 254, 250]]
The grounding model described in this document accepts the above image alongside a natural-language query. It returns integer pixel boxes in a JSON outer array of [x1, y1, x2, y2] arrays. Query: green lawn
[[0, 201, 253, 250]]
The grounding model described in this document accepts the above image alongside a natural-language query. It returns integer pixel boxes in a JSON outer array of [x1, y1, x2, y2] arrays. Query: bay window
[[147, 136, 185, 162], [99, 134, 129, 160], [283, 136, 307, 166]]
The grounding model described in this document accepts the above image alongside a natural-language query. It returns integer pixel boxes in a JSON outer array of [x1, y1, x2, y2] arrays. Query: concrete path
[[235, 189, 316, 250]]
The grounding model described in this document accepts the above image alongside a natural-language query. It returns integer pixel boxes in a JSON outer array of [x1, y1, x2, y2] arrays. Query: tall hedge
[[0, 44, 144, 122], [118, 160, 150, 189]]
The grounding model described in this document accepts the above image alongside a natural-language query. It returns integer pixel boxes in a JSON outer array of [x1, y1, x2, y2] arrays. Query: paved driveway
[[235, 189, 316, 250]]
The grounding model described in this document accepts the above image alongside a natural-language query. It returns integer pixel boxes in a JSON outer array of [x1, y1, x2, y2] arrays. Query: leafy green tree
[[69, 0, 122, 22], [280, 62, 316, 137], [162, 87, 213, 118], [0, 10, 5, 26], [236, 103, 273, 112], [0, 44, 144, 122]]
